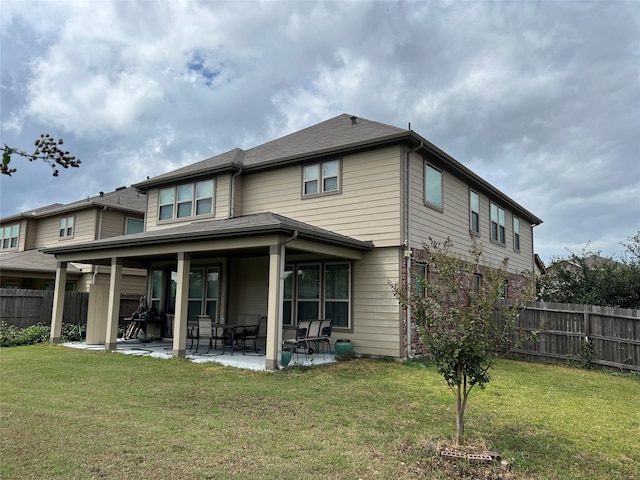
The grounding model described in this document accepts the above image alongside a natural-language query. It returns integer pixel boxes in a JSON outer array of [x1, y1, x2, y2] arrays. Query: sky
[[1, 1, 639, 263]]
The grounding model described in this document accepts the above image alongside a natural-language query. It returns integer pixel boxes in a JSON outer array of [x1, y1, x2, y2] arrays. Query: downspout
[[405, 141, 423, 359], [229, 168, 243, 218]]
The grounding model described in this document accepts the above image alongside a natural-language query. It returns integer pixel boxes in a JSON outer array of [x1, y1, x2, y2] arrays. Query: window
[[303, 160, 340, 196], [186, 266, 220, 321], [1, 224, 19, 250], [284, 261, 352, 328], [324, 263, 350, 328], [470, 190, 480, 234], [283, 265, 294, 326], [158, 180, 214, 221], [490, 203, 505, 245], [59, 216, 74, 238], [297, 264, 320, 320], [473, 274, 482, 294], [414, 263, 427, 298], [513, 217, 520, 251], [150, 270, 164, 311], [126, 218, 144, 235], [425, 163, 443, 208], [45, 281, 75, 291]]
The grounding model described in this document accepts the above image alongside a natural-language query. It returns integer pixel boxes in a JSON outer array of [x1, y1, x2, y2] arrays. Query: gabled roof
[[133, 114, 408, 188], [0, 249, 83, 275], [1, 186, 146, 223], [132, 113, 542, 225], [43, 212, 374, 255]]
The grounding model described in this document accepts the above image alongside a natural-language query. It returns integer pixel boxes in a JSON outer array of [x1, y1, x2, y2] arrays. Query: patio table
[[211, 323, 245, 355]]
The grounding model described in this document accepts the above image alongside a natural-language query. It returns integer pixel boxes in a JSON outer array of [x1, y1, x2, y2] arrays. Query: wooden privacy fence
[[0, 289, 141, 328], [509, 301, 640, 372]]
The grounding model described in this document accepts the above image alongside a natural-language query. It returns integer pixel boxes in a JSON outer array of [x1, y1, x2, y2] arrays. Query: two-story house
[[44, 114, 542, 369], [0, 186, 147, 294]]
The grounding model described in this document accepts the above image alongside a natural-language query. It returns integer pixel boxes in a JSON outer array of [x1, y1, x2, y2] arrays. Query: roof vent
[[99, 191, 104, 197], [115, 186, 126, 191], [350, 115, 358, 126]]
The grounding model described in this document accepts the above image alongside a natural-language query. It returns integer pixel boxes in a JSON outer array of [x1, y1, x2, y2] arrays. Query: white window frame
[[59, 216, 74, 239], [513, 216, 520, 252], [424, 162, 443, 209], [302, 159, 341, 197], [490, 202, 505, 245]]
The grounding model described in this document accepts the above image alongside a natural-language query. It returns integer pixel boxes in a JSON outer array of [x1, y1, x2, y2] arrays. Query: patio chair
[[282, 320, 311, 360], [241, 315, 266, 355], [305, 319, 323, 354], [187, 317, 198, 351], [319, 319, 332, 357], [195, 315, 226, 355]]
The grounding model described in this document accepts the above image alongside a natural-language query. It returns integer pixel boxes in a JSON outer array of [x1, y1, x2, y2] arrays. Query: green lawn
[[1, 345, 638, 479]]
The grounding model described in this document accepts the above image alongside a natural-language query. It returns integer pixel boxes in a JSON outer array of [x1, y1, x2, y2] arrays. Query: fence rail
[[510, 301, 640, 371], [0, 289, 139, 328]]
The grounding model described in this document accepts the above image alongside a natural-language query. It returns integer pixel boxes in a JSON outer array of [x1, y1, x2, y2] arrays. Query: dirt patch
[[398, 438, 528, 480]]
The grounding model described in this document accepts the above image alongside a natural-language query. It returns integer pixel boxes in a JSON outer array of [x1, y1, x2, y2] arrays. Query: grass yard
[[1, 345, 638, 479]]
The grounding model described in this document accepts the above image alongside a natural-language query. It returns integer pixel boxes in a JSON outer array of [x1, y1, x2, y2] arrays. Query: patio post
[[172, 252, 191, 357], [105, 257, 123, 351], [265, 244, 283, 370], [49, 261, 67, 344]]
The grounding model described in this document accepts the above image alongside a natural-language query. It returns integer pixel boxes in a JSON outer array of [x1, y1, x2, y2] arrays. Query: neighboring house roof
[[0, 249, 83, 276], [534, 254, 546, 275], [0, 186, 146, 223], [133, 114, 542, 226], [43, 212, 373, 255]]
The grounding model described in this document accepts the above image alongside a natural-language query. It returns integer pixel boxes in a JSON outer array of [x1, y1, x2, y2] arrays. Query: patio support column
[[105, 258, 123, 351], [265, 244, 284, 370], [49, 261, 67, 344], [172, 252, 191, 358]]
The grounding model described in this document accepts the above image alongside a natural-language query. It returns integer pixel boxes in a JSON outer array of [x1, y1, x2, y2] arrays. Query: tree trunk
[[455, 382, 464, 445]]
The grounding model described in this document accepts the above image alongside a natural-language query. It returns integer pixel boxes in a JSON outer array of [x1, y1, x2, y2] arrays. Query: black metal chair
[[241, 315, 266, 355]]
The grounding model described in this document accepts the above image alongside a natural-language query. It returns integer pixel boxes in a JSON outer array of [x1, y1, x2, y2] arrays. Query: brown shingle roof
[[0, 249, 83, 275]]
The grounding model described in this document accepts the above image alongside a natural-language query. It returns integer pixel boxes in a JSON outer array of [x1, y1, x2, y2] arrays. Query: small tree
[[2, 134, 81, 177], [392, 237, 535, 445]]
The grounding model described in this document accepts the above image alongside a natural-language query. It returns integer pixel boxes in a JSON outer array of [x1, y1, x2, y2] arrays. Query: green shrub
[[0, 322, 86, 347]]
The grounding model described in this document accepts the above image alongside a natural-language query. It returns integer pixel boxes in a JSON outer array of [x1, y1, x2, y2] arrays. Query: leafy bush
[[0, 322, 86, 347]]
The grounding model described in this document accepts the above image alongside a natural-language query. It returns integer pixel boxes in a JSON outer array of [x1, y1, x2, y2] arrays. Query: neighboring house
[[44, 114, 543, 369], [0, 186, 147, 294]]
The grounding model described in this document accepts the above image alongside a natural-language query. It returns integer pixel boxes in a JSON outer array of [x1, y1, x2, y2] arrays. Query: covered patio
[[45, 213, 372, 370], [63, 338, 337, 371]]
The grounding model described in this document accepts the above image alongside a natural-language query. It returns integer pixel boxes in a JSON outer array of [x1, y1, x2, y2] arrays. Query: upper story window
[[303, 160, 340, 196], [490, 202, 505, 245], [425, 163, 443, 209], [470, 190, 480, 235], [125, 218, 144, 235], [159, 179, 214, 221], [513, 216, 520, 251], [1, 224, 19, 250], [59, 216, 74, 238]]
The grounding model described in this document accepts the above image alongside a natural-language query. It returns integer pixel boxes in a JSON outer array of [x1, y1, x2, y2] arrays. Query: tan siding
[[242, 146, 403, 246], [228, 257, 269, 320], [409, 154, 535, 273], [99, 210, 125, 238], [33, 210, 97, 248], [350, 247, 402, 357]]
